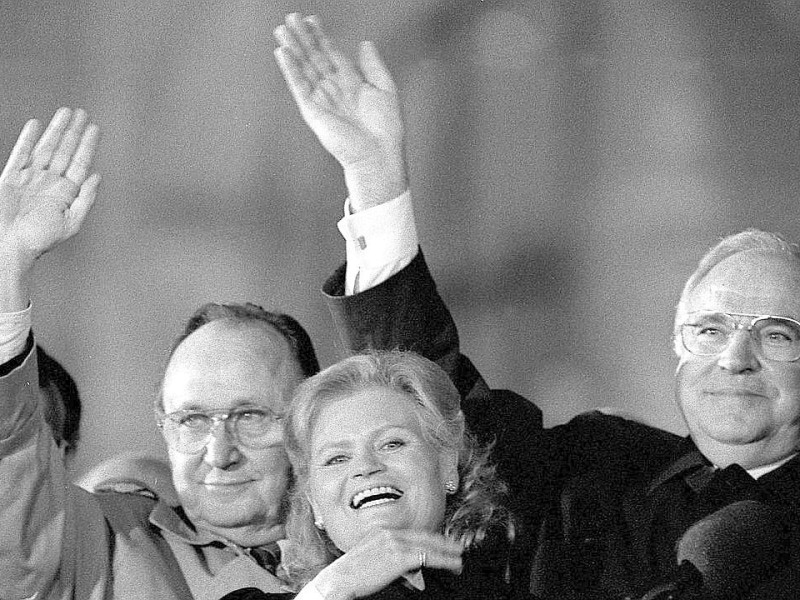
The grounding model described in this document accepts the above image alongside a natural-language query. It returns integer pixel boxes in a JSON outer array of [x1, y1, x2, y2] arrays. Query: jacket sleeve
[[0, 339, 113, 599], [0, 338, 66, 597], [322, 250, 527, 406]]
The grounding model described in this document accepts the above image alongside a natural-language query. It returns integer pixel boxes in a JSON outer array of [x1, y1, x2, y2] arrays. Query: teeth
[[351, 486, 403, 509]]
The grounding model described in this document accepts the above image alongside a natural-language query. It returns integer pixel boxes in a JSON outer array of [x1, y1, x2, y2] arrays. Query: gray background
[[2, 0, 799, 478]]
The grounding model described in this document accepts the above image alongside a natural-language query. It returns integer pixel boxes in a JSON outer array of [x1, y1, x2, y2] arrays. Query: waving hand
[[274, 14, 407, 211], [0, 108, 100, 309]]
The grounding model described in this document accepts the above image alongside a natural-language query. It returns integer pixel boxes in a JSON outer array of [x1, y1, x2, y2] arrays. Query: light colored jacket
[[0, 343, 290, 600]]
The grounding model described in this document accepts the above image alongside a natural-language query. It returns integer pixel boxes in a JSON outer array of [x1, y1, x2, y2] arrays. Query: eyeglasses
[[157, 407, 284, 454], [680, 311, 800, 362]]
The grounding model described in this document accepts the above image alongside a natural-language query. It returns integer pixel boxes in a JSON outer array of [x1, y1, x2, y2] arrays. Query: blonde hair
[[281, 350, 512, 586]]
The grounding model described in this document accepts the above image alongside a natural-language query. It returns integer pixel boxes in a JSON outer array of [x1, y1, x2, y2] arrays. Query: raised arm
[[273, 14, 533, 409], [0, 108, 100, 599]]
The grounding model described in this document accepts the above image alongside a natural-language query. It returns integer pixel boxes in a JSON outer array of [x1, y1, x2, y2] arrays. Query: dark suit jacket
[[323, 251, 800, 600]]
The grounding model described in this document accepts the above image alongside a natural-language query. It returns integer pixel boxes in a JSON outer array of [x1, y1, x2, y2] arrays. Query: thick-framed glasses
[[680, 311, 800, 362], [157, 407, 284, 454]]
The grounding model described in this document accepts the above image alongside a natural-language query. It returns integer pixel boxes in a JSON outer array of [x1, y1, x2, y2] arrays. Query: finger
[[30, 107, 72, 169], [398, 544, 462, 575], [275, 21, 320, 87], [414, 549, 462, 573], [65, 173, 100, 236], [303, 15, 338, 76], [359, 41, 396, 93], [273, 22, 296, 52], [275, 18, 310, 67], [48, 108, 88, 175], [274, 47, 316, 105], [0, 119, 41, 180], [64, 122, 100, 185], [287, 13, 330, 79], [418, 532, 465, 556]]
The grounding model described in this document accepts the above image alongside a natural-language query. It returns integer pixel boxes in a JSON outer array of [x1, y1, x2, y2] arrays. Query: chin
[[194, 497, 264, 526], [699, 423, 767, 447]]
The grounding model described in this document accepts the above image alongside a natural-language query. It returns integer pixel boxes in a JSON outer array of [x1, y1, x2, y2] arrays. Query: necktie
[[689, 463, 760, 509]]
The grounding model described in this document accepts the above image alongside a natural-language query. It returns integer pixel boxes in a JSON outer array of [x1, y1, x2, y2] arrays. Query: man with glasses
[[275, 14, 800, 598], [0, 109, 313, 598]]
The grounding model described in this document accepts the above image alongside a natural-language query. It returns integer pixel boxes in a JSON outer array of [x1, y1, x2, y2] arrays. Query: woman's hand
[[301, 529, 463, 600]]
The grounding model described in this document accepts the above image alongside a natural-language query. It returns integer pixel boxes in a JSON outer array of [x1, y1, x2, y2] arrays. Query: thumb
[[359, 41, 395, 93]]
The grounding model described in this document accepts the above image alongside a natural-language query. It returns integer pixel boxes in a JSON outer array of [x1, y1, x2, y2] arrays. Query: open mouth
[[350, 486, 404, 509]]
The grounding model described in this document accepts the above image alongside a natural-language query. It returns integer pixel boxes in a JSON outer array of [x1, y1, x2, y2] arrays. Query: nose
[[351, 448, 384, 479], [716, 328, 760, 373], [203, 420, 241, 469]]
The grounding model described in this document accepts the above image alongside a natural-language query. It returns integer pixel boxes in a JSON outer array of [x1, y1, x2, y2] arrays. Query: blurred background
[[2, 0, 799, 478]]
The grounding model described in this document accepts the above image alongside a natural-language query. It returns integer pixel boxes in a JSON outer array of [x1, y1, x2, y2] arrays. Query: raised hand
[[0, 108, 100, 311], [274, 14, 407, 211], [0, 107, 100, 271], [305, 529, 463, 600]]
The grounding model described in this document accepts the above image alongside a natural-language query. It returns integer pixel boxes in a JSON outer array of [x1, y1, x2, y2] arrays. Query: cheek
[[675, 360, 705, 404], [250, 449, 292, 490], [773, 372, 800, 421], [308, 473, 339, 516], [166, 451, 199, 494]]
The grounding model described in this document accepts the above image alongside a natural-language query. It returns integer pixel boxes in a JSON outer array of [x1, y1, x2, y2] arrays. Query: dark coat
[[322, 251, 800, 600]]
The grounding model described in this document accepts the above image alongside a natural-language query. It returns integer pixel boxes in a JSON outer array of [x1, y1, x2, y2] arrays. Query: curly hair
[[281, 350, 512, 586]]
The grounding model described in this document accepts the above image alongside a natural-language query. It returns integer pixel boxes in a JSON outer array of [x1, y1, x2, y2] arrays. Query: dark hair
[[170, 302, 320, 379], [37, 345, 81, 456], [282, 350, 511, 586]]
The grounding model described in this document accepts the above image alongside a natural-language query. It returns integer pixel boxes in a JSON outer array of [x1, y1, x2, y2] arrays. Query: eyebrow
[[167, 400, 279, 413], [311, 425, 414, 454]]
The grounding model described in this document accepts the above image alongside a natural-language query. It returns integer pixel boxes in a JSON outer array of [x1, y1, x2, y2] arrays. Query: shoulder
[[76, 452, 179, 505], [545, 410, 683, 486], [75, 484, 159, 535]]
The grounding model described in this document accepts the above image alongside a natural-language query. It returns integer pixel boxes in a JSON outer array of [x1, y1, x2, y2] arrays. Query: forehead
[[310, 386, 422, 446], [687, 251, 800, 318], [162, 320, 300, 412]]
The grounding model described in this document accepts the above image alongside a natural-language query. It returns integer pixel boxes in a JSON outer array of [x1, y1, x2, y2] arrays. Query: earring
[[314, 519, 325, 530], [445, 480, 457, 494]]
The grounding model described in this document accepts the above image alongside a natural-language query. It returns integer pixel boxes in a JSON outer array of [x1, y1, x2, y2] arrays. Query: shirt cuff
[[337, 191, 419, 295], [0, 304, 32, 365]]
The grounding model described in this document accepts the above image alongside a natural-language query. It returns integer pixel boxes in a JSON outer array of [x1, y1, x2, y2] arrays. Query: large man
[[0, 108, 316, 599], [275, 14, 800, 598]]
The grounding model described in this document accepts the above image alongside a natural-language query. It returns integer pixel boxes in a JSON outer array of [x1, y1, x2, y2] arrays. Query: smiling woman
[[277, 350, 526, 600]]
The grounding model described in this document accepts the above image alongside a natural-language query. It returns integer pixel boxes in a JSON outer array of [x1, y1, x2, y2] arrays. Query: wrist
[[0, 251, 33, 312], [343, 152, 408, 213], [312, 565, 355, 600]]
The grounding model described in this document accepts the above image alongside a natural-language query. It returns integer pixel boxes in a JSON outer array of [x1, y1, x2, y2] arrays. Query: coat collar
[[647, 437, 800, 514]]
